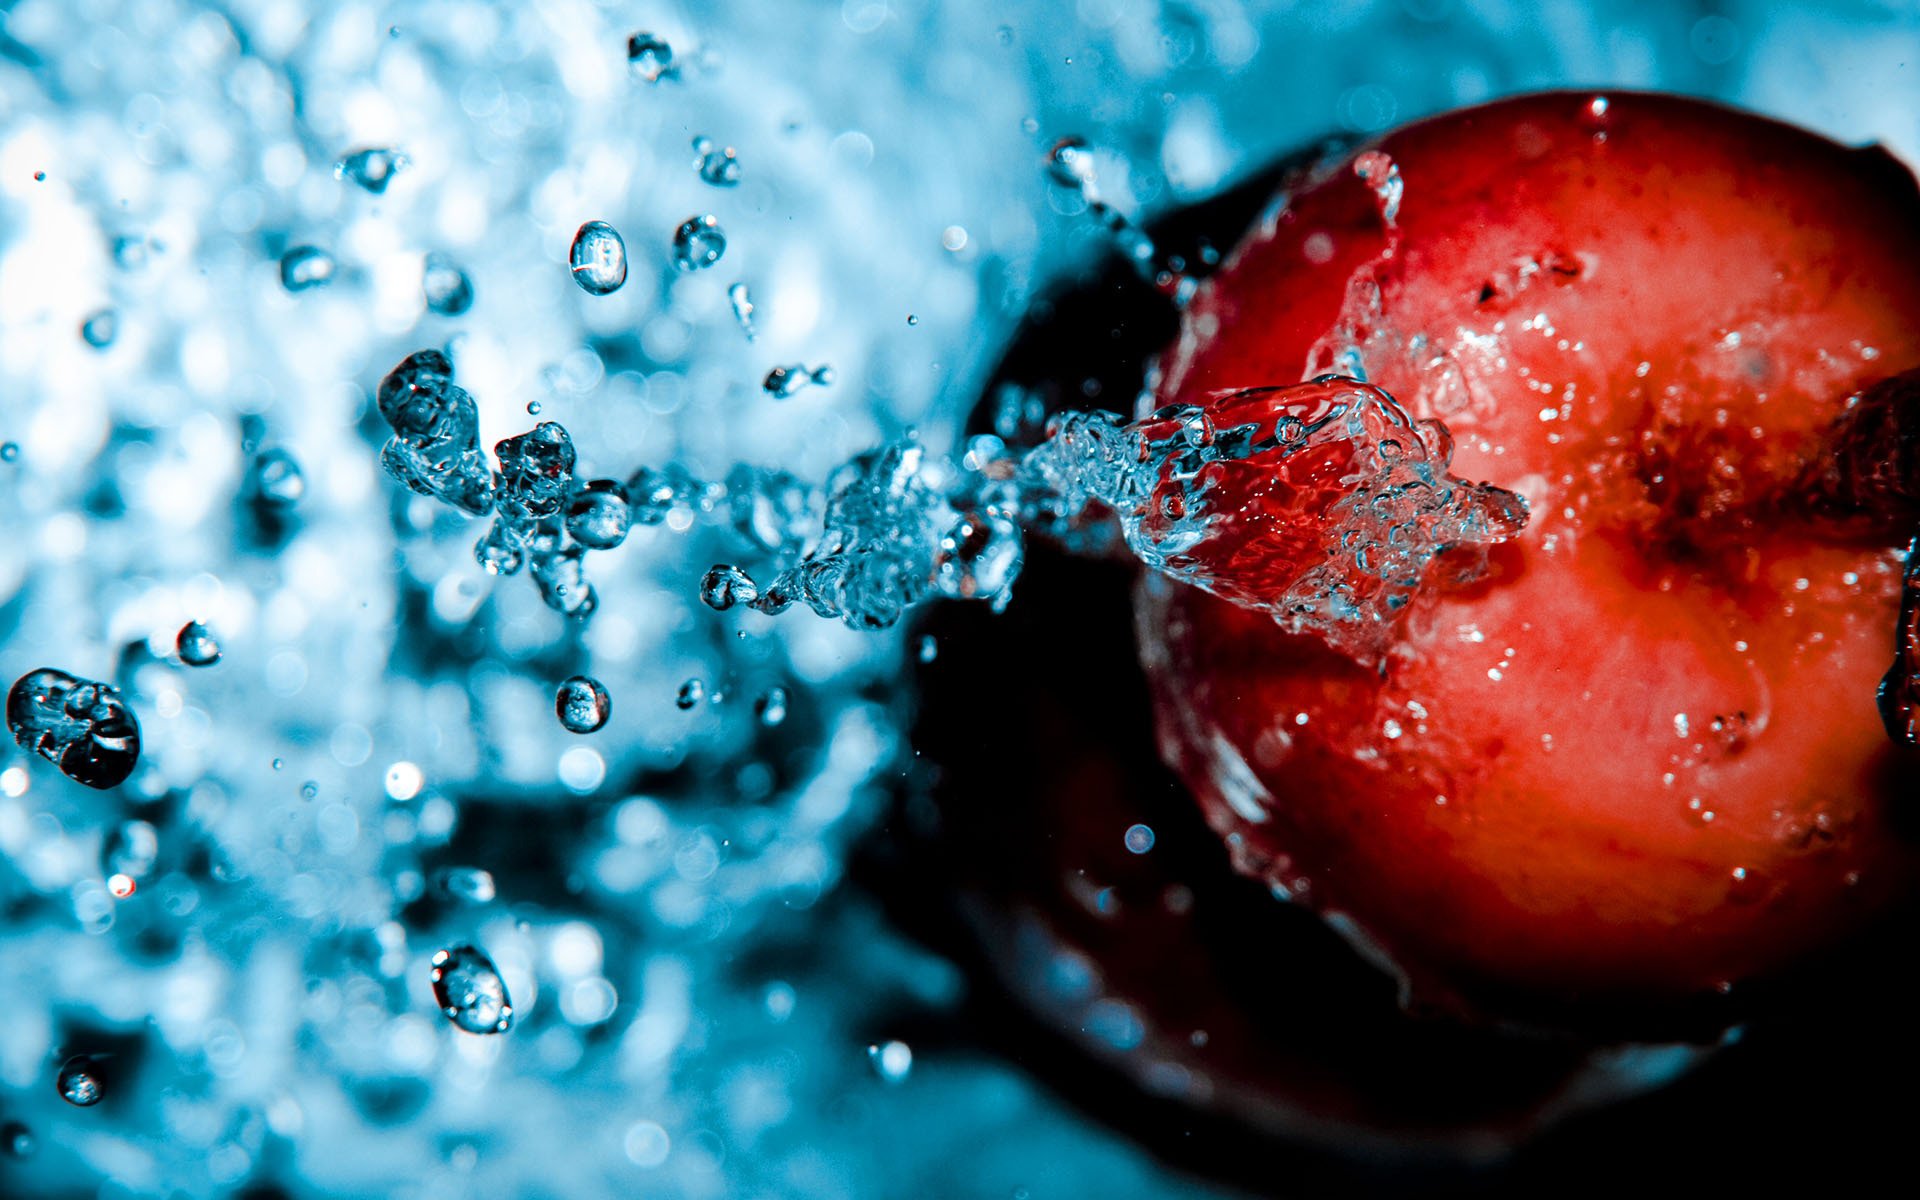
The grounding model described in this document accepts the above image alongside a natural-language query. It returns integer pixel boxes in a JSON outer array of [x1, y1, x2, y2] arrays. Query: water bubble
[[80, 308, 117, 348], [334, 147, 406, 193], [1124, 823, 1156, 854], [565, 479, 632, 550], [727, 282, 756, 340], [867, 1040, 912, 1084], [7, 668, 141, 789], [671, 215, 726, 271], [250, 449, 306, 507], [422, 253, 474, 316], [2, 1121, 34, 1158], [701, 565, 759, 611], [763, 364, 834, 400], [675, 679, 706, 710], [754, 687, 789, 727], [692, 136, 741, 186], [279, 245, 335, 292], [556, 675, 612, 734], [933, 510, 1023, 602], [57, 1055, 103, 1106], [429, 943, 514, 1034], [569, 220, 628, 296], [435, 867, 496, 904], [626, 31, 676, 83], [175, 620, 221, 667]]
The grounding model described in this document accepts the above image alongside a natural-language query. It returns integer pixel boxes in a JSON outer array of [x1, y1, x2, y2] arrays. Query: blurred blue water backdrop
[[0, 0, 1915, 1196]]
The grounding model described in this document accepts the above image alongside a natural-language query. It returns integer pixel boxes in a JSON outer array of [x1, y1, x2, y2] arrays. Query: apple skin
[[1138, 91, 1920, 1033]]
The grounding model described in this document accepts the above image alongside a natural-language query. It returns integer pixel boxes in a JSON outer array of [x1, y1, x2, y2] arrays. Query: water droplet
[[279, 245, 335, 292], [474, 519, 525, 576], [555, 675, 611, 734], [569, 220, 628, 296], [1124, 823, 1156, 854], [933, 510, 1023, 601], [867, 1040, 913, 1084], [250, 449, 306, 507], [175, 621, 221, 667], [1, 1120, 34, 1157], [111, 235, 149, 270], [754, 687, 789, 727], [675, 679, 706, 710], [7, 669, 141, 789], [1, 442, 17, 462], [692, 136, 741, 186], [701, 565, 759, 611], [334, 147, 405, 193], [435, 867, 496, 904], [422, 253, 473, 316], [917, 635, 938, 663], [429, 944, 514, 1034], [1046, 136, 1097, 191], [671, 215, 726, 271], [762, 364, 833, 399], [727, 282, 756, 340], [626, 31, 676, 83], [1353, 150, 1403, 226], [80, 308, 116, 349], [565, 479, 631, 550], [57, 1055, 102, 1106], [906, 314, 919, 326], [32, 170, 45, 182]]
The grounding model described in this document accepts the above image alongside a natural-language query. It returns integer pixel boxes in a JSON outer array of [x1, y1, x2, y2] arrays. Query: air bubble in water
[[755, 687, 789, 727], [435, 867, 496, 904], [701, 565, 759, 611], [251, 449, 306, 507], [279, 246, 335, 292], [430, 943, 514, 1034], [569, 221, 628, 295], [933, 510, 1023, 602], [675, 679, 706, 710], [565, 479, 631, 550], [693, 136, 741, 186], [626, 31, 676, 82], [175, 621, 221, 666], [80, 309, 116, 348], [763, 364, 834, 400], [867, 1040, 912, 1084], [57, 1056, 102, 1107], [423, 253, 474, 316], [7, 668, 141, 789], [727, 282, 756, 340], [334, 147, 405, 193], [556, 675, 612, 734], [672, 215, 726, 271]]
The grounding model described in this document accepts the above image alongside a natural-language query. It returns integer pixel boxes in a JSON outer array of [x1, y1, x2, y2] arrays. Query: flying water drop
[[569, 220, 628, 296], [175, 620, 221, 667], [556, 675, 612, 734], [565, 479, 632, 550], [422, 253, 474, 316], [755, 687, 789, 727], [435, 867, 497, 904], [80, 309, 116, 349], [2, 1121, 34, 1158], [763, 364, 834, 399], [626, 31, 676, 82], [1353, 150, 1404, 227], [334, 147, 406, 193], [7, 668, 141, 789], [429, 944, 514, 1034], [675, 679, 707, 710], [692, 136, 742, 186], [727, 282, 756, 340], [672, 215, 726, 271], [867, 1040, 913, 1084], [701, 565, 759, 611], [250, 449, 306, 507], [57, 1056, 102, 1107], [279, 246, 335, 292]]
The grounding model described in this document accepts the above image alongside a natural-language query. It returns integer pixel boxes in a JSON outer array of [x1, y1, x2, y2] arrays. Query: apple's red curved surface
[[1141, 91, 1920, 1029]]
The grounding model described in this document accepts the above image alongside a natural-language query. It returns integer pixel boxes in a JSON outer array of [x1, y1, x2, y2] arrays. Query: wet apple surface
[[1139, 91, 1920, 1033]]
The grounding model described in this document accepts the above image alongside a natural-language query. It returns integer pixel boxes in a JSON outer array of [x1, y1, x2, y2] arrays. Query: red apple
[[1138, 91, 1920, 1032]]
